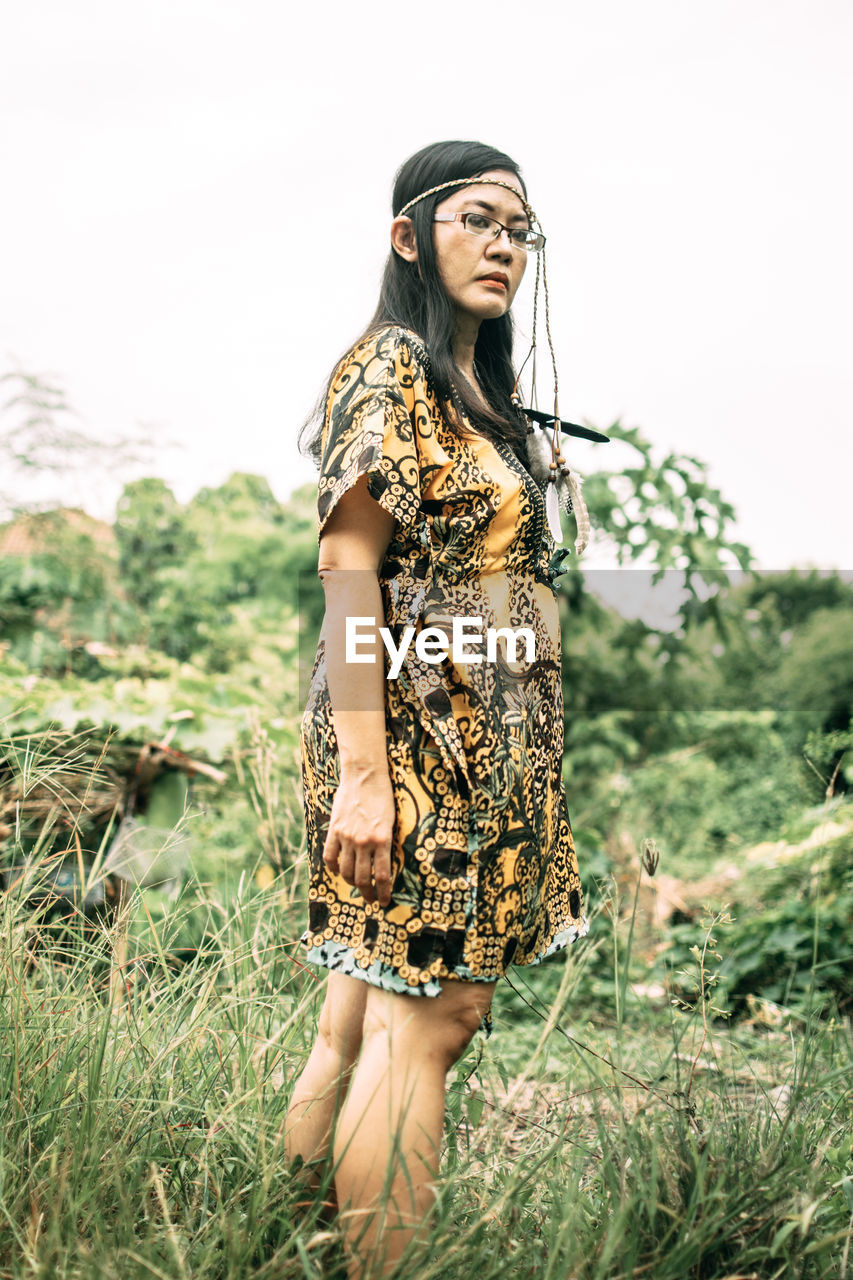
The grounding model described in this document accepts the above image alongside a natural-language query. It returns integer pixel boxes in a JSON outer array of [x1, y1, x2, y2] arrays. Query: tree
[[0, 365, 146, 520], [575, 419, 754, 637], [114, 478, 196, 615]]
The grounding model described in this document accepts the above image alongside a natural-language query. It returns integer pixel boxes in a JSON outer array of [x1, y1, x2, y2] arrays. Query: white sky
[[1, 0, 850, 573]]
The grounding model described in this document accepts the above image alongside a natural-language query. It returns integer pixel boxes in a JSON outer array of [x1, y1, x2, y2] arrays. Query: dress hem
[[301, 913, 590, 996]]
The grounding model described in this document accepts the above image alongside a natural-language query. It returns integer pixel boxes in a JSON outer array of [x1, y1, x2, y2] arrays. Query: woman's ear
[[390, 215, 418, 262]]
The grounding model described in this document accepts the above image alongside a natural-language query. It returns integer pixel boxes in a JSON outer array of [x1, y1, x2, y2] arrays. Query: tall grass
[[0, 747, 850, 1279]]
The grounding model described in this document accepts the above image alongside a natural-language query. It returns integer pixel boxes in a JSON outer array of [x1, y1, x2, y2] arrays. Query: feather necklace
[[519, 407, 609, 554], [509, 253, 609, 556]]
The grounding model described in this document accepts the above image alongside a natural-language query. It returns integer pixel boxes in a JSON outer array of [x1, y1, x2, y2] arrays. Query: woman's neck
[[451, 314, 480, 384]]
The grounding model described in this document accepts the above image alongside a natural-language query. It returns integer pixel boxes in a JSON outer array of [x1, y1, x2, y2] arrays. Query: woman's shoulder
[[332, 325, 432, 390]]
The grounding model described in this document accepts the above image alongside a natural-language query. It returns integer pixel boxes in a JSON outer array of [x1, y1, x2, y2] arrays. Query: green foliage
[[578, 420, 753, 617], [0, 368, 87, 491], [658, 805, 853, 1017], [610, 708, 814, 866], [115, 477, 197, 615], [0, 629, 302, 874], [804, 720, 853, 793], [1, 837, 849, 1279], [679, 574, 853, 744], [0, 512, 121, 674], [0, 653, 286, 760], [732, 566, 853, 629], [773, 606, 853, 745], [557, 570, 853, 863], [108, 473, 323, 669], [559, 597, 700, 800]]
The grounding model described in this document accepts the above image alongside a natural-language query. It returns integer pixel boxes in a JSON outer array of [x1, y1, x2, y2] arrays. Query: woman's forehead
[[456, 191, 531, 224], [438, 171, 529, 215]]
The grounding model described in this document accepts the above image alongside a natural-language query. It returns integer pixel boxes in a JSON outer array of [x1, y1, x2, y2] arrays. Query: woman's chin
[[460, 299, 511, 325]]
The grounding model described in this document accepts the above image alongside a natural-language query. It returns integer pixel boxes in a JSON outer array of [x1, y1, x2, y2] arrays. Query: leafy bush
[[613, 708, 814, 866], [773, 606, 853, 749], [657, 807, 853, 1018], [0, 511, 121, 673]]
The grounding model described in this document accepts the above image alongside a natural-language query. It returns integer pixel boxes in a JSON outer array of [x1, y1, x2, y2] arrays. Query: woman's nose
[[487, 229, 514, 259]]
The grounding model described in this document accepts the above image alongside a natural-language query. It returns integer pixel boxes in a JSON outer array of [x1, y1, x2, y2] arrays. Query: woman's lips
[[479, 276, 508, 290]]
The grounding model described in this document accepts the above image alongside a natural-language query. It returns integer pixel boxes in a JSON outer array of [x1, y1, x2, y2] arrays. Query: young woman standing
[[289, 140, 589, 1277]]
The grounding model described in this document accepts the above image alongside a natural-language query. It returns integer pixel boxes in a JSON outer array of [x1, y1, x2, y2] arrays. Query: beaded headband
[[395, 176, 609, 553], [397, 176, 538, 226]]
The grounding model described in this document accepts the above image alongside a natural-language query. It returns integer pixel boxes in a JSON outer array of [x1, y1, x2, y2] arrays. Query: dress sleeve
[[317, 330, 421, 541]]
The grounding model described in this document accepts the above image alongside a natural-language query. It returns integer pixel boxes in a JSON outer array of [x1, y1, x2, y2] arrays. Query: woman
[[288, 140, 589, 1277]]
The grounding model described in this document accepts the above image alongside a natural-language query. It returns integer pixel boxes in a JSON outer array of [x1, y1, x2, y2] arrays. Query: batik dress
[[300, 325, 588, 996]]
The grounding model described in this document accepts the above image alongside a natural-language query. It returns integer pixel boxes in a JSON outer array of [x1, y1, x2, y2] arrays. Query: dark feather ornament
[[520, 410, 610, 444]]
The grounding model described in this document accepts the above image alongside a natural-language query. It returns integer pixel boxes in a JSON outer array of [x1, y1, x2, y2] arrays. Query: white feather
[[525, 422, 556, 487], [525, 421, 592, 557], [545, 481, 563, 542], [566, 469, 590, 556]]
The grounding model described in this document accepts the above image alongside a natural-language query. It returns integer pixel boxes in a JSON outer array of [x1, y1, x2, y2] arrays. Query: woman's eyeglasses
[[433, 211, 546, 253]]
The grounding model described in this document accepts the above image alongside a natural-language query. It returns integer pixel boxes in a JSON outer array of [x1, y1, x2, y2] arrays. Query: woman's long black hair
[[300, 140, 531, 468]]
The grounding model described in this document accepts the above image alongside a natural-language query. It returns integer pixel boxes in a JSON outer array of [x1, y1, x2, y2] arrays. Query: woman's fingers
[[372, 843, 393, 908], [329, 839, 364, 894], [325, 835, 394, 907], [353, 846, 376, 904], [322, 830, 341, 874], [336, 842, 355, 886]]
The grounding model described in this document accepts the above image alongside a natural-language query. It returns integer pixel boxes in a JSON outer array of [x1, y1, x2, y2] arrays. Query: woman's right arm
[[317, 473, 397, 908]]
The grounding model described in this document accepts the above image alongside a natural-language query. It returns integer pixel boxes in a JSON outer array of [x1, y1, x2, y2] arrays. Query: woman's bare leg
[[284, 972, 368, 1184], [333, 979, 496, 1278]]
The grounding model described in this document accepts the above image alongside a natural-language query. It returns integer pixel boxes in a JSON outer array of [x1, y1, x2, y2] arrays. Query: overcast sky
[[2, 0, 850, 575]]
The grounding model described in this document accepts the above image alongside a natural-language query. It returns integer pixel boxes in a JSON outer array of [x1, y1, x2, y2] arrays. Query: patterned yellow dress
[[300, 325, 588, 996]]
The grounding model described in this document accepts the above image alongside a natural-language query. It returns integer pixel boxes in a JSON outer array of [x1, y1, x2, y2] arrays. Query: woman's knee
[[361, 982, 494, 1072], [432, 984, 493, 1067], [433, 1006, 483, 1068]]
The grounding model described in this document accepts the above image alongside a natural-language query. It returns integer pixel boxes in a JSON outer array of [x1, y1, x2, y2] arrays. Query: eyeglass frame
[[433, 211, 546, 253]]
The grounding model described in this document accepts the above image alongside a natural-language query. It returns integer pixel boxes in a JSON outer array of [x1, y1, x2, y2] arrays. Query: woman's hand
[[322, 766, 396, 907]]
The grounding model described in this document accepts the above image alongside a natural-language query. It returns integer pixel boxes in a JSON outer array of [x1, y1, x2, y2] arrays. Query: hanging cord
[[512, 251, 540, 402], [513, 243, 592, 556], [541, 243, 560, 438], [540, 245, 591, 554]]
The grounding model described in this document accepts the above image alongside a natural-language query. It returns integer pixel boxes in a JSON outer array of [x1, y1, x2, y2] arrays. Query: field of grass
[[1, 814, 850, 1280], [3, 318, 852, 1278]]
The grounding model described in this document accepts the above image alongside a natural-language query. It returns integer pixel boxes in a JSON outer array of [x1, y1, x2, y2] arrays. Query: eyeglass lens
[[464, 213, 543, 251]]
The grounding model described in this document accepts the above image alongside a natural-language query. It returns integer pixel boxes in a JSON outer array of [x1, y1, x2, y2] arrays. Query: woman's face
[[431, 169, 529, 325]]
